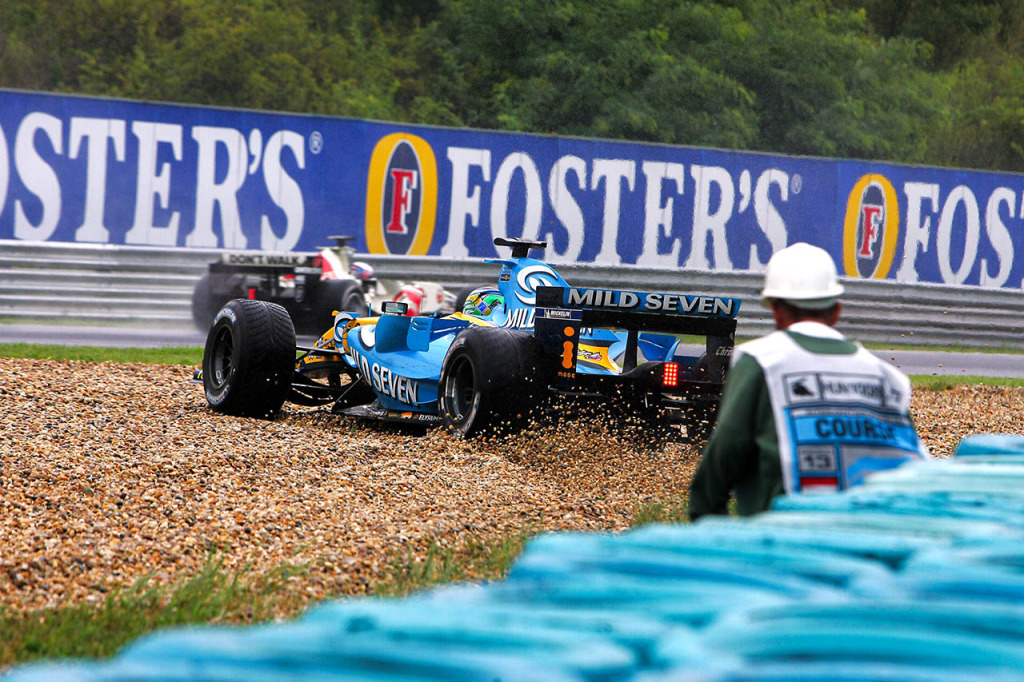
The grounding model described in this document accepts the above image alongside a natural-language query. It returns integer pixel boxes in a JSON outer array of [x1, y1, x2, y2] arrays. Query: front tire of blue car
[[203, 299, 296, 418], [439, 327, 540, 437]]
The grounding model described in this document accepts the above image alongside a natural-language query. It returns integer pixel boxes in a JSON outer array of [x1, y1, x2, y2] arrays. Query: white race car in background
[[191, 236, 460, 334]]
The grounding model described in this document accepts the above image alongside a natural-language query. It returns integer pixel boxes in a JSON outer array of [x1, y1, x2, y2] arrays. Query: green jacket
[[687, 329, 858, 521]]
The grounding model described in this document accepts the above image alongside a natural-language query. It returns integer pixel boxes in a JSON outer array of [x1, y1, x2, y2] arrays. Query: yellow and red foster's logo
[[365, 133, 438, 255], [843, 174, 899, 279]]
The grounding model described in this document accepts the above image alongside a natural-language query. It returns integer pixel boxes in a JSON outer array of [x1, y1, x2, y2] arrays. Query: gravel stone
[[0, 357, 1019, 612]]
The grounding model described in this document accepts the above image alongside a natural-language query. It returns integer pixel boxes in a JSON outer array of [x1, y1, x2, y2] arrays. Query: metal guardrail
[[1, 239, 1023, 349], [0, 240, 219, 326]]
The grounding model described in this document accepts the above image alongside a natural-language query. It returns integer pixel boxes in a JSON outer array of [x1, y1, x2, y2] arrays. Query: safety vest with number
[[739, 331, 930, 495]]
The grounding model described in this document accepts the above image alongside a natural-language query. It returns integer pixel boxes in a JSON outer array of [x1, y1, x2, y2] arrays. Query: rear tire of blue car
[[203, 299, 296, 418], [684, 353, 721, 442], [439, 327, 541, 437]]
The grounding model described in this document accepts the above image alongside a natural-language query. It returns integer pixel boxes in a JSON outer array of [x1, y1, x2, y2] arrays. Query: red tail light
[[663, 362, 678, 387]]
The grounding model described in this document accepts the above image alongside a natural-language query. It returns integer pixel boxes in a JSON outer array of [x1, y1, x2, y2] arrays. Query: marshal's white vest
[[738, 328, 930, 495]]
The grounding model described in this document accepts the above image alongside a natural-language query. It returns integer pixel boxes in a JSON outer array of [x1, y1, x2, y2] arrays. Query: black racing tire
[[202, 299, 296, 418], [191, 274, 222, 331], [439, 327, 542, 437], [685, 352, 723, 442], [313, 279, 369, 329], [692, 351, 728, 383]]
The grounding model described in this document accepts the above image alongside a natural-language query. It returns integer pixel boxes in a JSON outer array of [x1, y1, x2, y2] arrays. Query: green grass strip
[[0, 555, 308, 668], [374, 528, 535, 598], [631, 499, 690, 526], [910, 375, 1024, 390], [0, 344, 203, 366], [0, 529, 536, 669]]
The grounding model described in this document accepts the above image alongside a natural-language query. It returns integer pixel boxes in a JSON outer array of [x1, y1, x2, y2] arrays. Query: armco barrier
[[2, 238, 1024, 348]]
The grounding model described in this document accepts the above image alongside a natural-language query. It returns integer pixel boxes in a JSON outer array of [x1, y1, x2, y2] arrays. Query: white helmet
[[760, 242, 844, 309]]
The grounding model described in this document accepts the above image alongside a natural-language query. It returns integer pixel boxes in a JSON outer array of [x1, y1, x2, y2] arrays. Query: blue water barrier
[[688, 515, 937, 569], [955, 433, 1024, 457], [682, 599, 1024, 678], [894, 565, 1024, 603], [861, 459, 1024, 496], [481, 569, 803, 635], [522, 524, 897, 590], [773, 488, 1024, 527], [635, 660, 1024, 682], [333, 587, 678, 668], [904, 542, 1024, 577], [734, 507, 1021, 542], [9, 432, 1024, 681], [506, 530, 865, 598], [6, 598, 634, 682]]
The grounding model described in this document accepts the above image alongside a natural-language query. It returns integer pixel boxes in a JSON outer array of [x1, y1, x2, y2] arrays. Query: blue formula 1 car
[[199, 238, 740, 444]]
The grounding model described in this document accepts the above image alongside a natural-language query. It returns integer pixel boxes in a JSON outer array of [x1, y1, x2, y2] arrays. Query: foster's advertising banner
[[2, 89, 1024, 289]]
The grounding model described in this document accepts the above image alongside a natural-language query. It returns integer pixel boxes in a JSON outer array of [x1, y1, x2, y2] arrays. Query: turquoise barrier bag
[[955, 434, 1024, 457]]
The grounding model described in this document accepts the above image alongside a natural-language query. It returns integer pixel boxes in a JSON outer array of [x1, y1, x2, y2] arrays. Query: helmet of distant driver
[[760, 242, 844, 310], [350, 261, 375, 281]]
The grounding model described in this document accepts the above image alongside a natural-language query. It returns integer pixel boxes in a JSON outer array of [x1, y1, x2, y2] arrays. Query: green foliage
[[836, 0, 1019, 67], [0, 0, 457, 123], [430, 0, 762, 146], [3, 0, 1024, 170], [738, 3, 945, 161], [924, 55, 1024, 171]]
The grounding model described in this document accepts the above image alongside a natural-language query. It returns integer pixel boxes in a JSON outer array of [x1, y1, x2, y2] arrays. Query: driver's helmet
[[463, 288, 503, 317], [350, 261, 375, 282]]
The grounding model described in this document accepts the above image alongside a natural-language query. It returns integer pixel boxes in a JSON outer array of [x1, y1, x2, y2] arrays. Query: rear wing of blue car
[[535, 285, 740, 384]]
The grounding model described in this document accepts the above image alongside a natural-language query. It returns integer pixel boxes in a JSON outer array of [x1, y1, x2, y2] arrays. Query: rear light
[[662, 362, 679, 387], [247, 288, 256, 300]]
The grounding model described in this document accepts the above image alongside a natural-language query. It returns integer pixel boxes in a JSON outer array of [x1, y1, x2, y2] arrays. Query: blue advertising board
[[2, 88, 1024, 289]]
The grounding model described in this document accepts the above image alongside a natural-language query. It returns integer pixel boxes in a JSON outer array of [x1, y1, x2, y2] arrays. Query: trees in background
[[1, 0, 1023, 171]]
